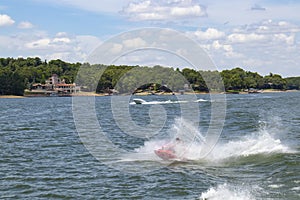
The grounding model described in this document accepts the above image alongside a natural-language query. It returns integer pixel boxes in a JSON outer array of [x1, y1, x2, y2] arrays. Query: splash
[[207, 129, 292, 162], [199, 183, 255, 200], [126, 115, 294, 164], [197, 116, 293, 163], [169, 117, 293, 162], [125, 118, 205, 161], [169, 118, 205, 144]]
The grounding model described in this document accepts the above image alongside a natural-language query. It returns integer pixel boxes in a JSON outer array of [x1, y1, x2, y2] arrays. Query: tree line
[[0, 57, 299, 95]]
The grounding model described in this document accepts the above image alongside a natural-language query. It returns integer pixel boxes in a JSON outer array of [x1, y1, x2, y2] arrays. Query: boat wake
[[129, 98, 208, 105]]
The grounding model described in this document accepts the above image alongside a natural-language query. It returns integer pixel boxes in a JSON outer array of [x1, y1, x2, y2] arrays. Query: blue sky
[[1, 0, 300, 77]]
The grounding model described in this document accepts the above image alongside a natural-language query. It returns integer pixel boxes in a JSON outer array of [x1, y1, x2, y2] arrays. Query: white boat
[[133, 98, 147, 104]]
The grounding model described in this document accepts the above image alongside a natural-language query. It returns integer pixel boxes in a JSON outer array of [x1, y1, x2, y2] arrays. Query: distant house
[[28, 74, 80, 96], [45, 74, 80, 94]]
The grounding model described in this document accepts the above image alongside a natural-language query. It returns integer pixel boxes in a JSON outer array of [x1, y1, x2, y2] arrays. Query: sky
[[1, 0, 300, 77]]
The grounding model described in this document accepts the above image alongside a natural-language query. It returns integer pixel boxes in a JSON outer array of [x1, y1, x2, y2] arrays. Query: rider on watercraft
[[162, 137, 182, 153], [155, 137, 187, 160]]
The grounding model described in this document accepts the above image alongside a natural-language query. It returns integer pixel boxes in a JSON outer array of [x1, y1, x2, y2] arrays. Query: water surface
[[0, 92, 299, 199]]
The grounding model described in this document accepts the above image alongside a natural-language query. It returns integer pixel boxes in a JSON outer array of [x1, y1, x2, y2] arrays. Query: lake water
[[0, 92, 299, 199]]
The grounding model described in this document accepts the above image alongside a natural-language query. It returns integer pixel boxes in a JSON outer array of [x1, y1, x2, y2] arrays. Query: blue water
[[0, 92, 299, 199]]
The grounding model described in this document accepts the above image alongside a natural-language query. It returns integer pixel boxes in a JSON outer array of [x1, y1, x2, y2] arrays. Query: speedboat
[[133, 98, 147, 104]]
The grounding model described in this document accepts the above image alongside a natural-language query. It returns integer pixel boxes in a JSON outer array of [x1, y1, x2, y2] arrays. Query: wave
[[199, 183, 255, 200]]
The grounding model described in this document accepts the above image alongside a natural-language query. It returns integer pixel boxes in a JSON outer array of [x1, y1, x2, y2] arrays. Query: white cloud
[[278, 21, 289, 27], [56, 32, 68, 37], [45, 52, 71, 61], [25, 38, 51, 49], [122, 0, 207, 21], [125, 0, 150, 13], [113, 48, 192, 68], [227, 33, 266, 43], [0, 31, 101, 63], [211, 40, 222, 50], [0, 14, 15, 26], [226, 20, 299, 46], [109, 43, 123, 54], [18, 21, 34, 29], [273, 33, 295, 45], [224, 51, 244, 59], [210, 40, 239, 58], [248, 20, 300, 34], [191, 28, 225, 40], [75, 35, 101, 54], [170, 5, 204, 17], [53, 37, 71, 44], [104, 37, 148, 56], [185, 17, 300, 76], [192, 0, 300, 26], [122, 37, 147, 48]]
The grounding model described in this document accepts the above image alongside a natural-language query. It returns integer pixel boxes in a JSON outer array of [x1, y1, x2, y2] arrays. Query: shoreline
[[1, 89, 298, 99], [0, 95, 26, 98]]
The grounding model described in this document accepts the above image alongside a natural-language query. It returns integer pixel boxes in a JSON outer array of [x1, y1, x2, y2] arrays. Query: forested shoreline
[[0, 57, 300, 96]]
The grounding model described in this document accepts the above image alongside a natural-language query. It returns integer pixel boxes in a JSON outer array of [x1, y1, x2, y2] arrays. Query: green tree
[[263, 73, 286, 89], [0, 68, 25, 95]]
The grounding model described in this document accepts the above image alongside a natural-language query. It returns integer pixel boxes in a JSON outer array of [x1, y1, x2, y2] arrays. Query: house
[[27, 74, 80, 96], [56, 83, 78, 94]]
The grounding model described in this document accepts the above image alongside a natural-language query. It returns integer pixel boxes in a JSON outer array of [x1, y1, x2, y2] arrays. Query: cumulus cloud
[[106, 37, 147, 55], [273, 33, 295, 45], [25, 38, 51, 49], [234, 20, 300, 34], [56, 32, 68, 37], [0, 31, 101, 62], [185, 18, 300, 76], [227, 33, 267, 43], [205, 40, 241, 58], [122, 37, 147, 48], [109, 43, 123, 54], [227, 20, 299, 45], [52, 37, 71, 44], [0, 14, 15, 26], [18, 21, 34, 29], [212, 40, 232, 52], [122, 0, 207, 21], [189, 28, 225, 40]]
